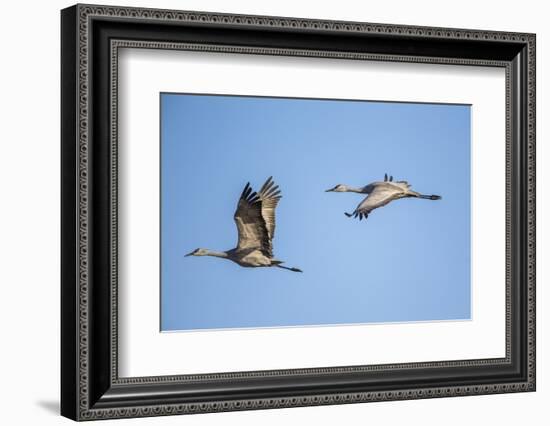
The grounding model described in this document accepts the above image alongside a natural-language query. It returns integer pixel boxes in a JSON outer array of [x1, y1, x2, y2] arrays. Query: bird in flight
[[326, 173, 441, 221], [185, 177, 302, 272]]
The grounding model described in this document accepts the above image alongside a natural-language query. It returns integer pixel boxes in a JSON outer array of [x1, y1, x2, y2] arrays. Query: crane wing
[[233, 177, 281, 256], [390, 181, 411, 190], [258, 176, 282, 241], [355, 184, 399, 214]]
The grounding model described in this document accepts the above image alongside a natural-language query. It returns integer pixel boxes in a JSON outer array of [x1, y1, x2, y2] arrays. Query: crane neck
[[205, 250, 229, 259], [346, 186, 367, 193]]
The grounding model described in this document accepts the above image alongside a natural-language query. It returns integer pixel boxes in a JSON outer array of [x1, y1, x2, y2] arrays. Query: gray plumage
[[326, 173, 441, 221], [185, 177, 302, 272]]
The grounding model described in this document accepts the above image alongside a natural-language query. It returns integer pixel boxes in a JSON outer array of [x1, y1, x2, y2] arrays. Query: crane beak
[[325, 188, 335, 192], [184, 251, 194, 257]]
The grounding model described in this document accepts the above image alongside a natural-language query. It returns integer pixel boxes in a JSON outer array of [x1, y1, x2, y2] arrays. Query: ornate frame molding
[[61, 4, 535, 421]]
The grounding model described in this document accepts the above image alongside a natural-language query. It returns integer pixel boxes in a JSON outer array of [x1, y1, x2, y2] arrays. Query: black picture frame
[[61, 3, 536, 421]]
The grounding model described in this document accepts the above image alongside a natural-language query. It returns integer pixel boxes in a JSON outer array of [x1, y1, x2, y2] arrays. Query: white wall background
[[0, 0, 546, 424]]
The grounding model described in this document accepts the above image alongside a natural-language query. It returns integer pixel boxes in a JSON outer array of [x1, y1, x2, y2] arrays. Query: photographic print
[[160, 93, 471, 332]]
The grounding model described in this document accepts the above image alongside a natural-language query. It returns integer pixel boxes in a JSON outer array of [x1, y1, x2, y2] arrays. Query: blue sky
[[160, 93, 471, 331]]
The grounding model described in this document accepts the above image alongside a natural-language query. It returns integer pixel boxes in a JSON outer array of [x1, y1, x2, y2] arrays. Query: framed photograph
[[61, 4, 536, 421]]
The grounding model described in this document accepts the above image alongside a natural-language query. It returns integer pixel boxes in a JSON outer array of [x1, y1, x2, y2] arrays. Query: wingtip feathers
[[240, 177, 282, 205]]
